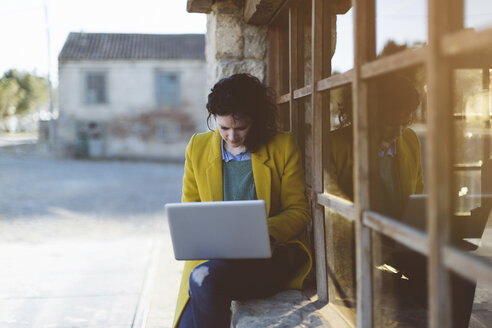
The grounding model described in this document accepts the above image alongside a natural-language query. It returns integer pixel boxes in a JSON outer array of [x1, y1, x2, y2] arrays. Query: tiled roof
[[58, 32, 205, 61]]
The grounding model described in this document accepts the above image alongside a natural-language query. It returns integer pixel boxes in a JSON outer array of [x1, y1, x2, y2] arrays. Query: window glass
[[156, 73, 180, 107], [330, 85, 352, 131], [327, 85, 354, 199], [326, 209, 356, 322], [372, 231, 428, 327], [326, 85, 356, 324], [86, 73, 107, 104], [370, 69, 427, 216], [368, 69, 428, 326], [376, 0, 427, 56], [453, 69, 491, 227], [452, 68, 492, 326]]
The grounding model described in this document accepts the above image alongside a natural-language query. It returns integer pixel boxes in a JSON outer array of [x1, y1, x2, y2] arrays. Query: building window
[[85, 72, 107, 104], [156, 120, 181, 141], [156, 72, 180, 107]]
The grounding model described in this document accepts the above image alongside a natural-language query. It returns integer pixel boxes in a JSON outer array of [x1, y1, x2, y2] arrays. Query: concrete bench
[[231, 290, 330, 328]]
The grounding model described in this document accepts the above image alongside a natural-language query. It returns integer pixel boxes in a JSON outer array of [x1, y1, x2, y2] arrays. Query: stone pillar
[[205, 0, 268, 89]]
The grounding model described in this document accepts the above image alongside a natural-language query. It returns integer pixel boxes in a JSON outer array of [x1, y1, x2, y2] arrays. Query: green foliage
[[378, 40, 409, 58], [0, 69, 48, 118], [330, 83, 352, 128], [0, 78, 23, 117]]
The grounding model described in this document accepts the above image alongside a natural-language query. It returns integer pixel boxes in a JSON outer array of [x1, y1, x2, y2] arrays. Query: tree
[[0, 70, 48, 118], [0, 78, 23, 117]]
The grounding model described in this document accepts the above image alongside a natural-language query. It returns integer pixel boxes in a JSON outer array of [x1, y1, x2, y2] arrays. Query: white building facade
[[57, 33, 207, 161]]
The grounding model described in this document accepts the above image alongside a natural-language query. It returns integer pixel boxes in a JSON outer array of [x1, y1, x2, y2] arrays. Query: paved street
[[0, 155, 184, 328]]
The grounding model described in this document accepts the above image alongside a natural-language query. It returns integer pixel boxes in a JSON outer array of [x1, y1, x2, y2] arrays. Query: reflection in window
[[453, 69, 491, 216], [372, 231, 428, 327], [367, 73, 428, 326], [453, 68, 492, 326], [376, 0, 427, 55], [329, 85, 352, 131], [326, 209, 356, 322]]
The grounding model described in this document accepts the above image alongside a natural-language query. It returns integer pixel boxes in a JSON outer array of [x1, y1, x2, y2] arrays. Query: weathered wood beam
[[188, 0, 351, 23], [186, 0, 213, 13], [244, 0, 285, 25], [427, 0, 463, 326], [353, 0, 376, 325], [334, 0, 351, 14]]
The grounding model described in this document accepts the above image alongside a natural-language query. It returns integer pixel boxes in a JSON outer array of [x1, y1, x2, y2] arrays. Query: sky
[[0, 0, 206, 85]]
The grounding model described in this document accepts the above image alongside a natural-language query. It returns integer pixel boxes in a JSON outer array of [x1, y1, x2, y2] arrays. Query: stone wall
[[205, 0, 268, 88]]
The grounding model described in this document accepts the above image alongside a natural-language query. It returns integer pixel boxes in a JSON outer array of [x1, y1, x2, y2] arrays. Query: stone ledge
[[231, 290, 330, 328]]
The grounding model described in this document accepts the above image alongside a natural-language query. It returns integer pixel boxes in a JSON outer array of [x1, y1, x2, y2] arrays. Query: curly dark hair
[[337, 73, 420, 127], [206, 73, 278, 152]]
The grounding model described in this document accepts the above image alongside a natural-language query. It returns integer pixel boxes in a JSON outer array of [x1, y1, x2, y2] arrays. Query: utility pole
[[43, 0, 55, 144]]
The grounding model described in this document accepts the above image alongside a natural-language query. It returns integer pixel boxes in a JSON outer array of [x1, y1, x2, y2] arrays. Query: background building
[[57, 32, 206, 160]]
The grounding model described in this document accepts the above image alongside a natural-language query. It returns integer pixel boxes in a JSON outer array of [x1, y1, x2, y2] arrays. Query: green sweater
[[378, 155, 403, 218], [222, 160, 257, 201]]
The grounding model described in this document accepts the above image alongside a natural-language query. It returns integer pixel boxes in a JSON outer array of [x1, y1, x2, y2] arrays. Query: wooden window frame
[[268, 0, 492, 327]]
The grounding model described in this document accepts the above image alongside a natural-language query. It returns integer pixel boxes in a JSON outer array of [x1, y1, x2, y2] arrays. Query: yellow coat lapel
[[398, 139, 411, 200], [206, 130, 223, 201], [252, 145, 272, 215]]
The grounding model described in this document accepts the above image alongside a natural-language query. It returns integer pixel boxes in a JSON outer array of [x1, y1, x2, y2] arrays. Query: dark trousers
[[177, 244, 307, 328]]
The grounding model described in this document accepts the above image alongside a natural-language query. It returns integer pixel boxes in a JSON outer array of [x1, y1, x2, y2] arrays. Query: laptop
[[165, 200, 272, 260], [401, 194, 427, 231]]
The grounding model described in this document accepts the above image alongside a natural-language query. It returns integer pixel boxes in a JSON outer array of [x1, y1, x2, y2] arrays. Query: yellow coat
[[328, 126, 424, 204], [172, 130, 313, 327]]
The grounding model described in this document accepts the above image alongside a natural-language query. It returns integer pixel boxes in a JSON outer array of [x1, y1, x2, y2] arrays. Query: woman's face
[[380, 112, 413, 149], [216, 114, 252, 150]]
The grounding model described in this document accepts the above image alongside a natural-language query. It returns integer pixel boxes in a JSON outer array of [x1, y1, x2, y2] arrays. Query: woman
[[173, 73, 312, 328]]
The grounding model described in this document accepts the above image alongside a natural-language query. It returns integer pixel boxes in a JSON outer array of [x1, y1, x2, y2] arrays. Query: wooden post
[[322, 0, 336, 308], [483, 68, 491, 160], [352, 0, 376, 327], [289, 6, 300, 139], [311, 0, 328, 302], [268, 26, 280, 93], [427, 0, 463, 327]]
